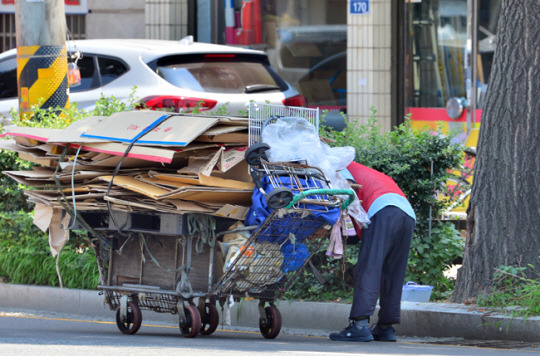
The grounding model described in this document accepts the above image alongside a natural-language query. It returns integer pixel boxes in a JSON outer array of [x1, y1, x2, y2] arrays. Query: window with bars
[[0, 13, 86, 53], [66, 14, 86, 40], [0, 13, 16, 52]]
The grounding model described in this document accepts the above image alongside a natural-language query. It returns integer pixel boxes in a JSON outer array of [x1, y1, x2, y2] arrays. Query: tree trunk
[[452, 1, 540, 302]]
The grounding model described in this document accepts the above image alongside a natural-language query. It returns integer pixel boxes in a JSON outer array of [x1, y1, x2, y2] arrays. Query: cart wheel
[[179, 304, 201, 338], [199, 303, 219, 335], [266, 187, 294, 209], [259, 305, 282, 339], [245, 142, 270, 165], [115, 301, 142, 335]]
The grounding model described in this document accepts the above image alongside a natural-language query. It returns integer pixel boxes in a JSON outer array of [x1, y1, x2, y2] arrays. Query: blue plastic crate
[[401, 281, 433, 302]]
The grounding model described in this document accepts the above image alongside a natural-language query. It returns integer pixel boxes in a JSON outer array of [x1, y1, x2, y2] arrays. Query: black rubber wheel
[[266, 187, 294, 209], [259, 305, 282, 339], [199, 303, 220, 335], [245, 142, 270, 165], [179, 304, 202, 338], [115, 301, 142, 335]]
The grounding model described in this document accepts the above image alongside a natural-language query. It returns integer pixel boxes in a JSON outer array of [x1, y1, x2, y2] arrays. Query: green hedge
[[0, 94, 138, 289], [0, 101, 465, 299], [0, 211, 98, 289], [284, 108, 465, 301]]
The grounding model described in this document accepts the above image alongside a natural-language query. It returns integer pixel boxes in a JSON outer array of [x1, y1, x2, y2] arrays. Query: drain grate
[[424, 339, 539, 349]]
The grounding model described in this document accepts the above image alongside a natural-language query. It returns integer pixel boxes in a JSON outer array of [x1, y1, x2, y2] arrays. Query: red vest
[[346, 162, 406, 211]]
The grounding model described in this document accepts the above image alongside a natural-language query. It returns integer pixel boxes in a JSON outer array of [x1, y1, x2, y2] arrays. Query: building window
[[261, 0, 347, 110], [0, 13, 16, 52], [404, 0, 500, 110], [66, 14, 86, 40], [0, 14, 86, 53]]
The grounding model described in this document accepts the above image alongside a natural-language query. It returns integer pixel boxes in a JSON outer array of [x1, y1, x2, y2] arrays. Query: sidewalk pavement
[[1, 283, 539, 342]]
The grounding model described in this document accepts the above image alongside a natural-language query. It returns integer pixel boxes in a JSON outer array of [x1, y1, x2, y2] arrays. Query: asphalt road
[[1, 309, 539, 356]]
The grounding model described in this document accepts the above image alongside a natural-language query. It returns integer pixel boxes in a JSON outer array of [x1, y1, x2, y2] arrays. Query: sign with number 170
[[350, 0, 369, 15]]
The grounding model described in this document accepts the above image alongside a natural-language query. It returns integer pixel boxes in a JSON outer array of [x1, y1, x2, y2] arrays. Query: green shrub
[[0, 211, 98, 289], [0, 150, 33, 212], [285, 108, 465, 301], [0, 92, 140, 289], [1, 99, 465, 299]]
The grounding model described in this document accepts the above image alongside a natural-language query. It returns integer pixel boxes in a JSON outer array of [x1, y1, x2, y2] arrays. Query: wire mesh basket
[[248, 102, 319, 146], [210, 209, 333, 300]]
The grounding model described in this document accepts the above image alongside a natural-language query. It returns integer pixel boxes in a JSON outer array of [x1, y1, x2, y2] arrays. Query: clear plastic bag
[[261, 116, 370, 226], [261, 117, 354, 182]]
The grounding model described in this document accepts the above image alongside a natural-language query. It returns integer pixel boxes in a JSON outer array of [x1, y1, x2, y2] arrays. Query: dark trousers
[[349, 206, 415, 324]]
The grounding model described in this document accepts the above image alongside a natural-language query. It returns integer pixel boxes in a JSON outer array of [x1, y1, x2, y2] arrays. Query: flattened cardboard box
[[178, 149, 222, 176], [72, 142, 177, 164], [81, 111, 219, 147], [149, 170, 254, 190], [98, 175, 171, 200], [47, 115, 109, 143], [160, 189, 252, 205], [0, 139, 57, 167], [217, 146, 248, 172], [2, 122, 179, 164], [196, 124, 249, 144], [214, 204, 249, 220], [0, 125, 60, 143]]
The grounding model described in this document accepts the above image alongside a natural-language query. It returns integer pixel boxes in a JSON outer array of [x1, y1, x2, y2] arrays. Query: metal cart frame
[[67, 209, 234, 338]]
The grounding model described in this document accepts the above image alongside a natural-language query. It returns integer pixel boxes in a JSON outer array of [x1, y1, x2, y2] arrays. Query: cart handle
[[286, 188, 356, 210]]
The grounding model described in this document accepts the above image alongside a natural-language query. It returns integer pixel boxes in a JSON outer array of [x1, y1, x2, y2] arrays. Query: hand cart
[[66, 210, 237, 338], [208, 144, 355, 339], [60, 104, 354, 340]]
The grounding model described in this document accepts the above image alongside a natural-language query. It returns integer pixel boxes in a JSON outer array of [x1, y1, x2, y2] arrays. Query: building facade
[[0, 0, 500, 132]]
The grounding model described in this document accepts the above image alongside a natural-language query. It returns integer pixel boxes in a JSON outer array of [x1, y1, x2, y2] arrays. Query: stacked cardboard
[[0, 111, 255, 228]]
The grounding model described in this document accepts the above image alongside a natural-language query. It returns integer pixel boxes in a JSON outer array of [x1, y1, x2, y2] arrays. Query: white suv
[[0, 38, 305, 119]]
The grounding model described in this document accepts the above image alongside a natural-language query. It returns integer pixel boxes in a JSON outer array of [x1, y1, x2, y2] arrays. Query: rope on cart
[[105, 114, 172, 234], [52, 144, 112, 286], [138, 232, 185, 273], [67, 144, 83, 229], [177, 267, 193, 298], [53, 145, 112, 250], [187, 214, 217, 254]]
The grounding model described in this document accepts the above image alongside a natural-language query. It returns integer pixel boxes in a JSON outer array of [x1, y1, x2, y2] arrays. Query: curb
[[1, 283, 539, 342]]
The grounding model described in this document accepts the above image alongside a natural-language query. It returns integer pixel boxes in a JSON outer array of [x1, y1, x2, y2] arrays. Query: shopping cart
[[209, 143, 355, 339]]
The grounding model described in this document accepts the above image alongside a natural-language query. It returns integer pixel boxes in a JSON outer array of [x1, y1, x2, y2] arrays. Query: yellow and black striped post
[[17, 44, 69, 118]]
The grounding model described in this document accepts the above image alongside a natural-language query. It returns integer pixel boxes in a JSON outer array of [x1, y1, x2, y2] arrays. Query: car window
[[71, 55, 98, 92], [70, 55, 128, 93], [155, 54, 288, 94], [98, 57, 128, 86], [0, 56, 17, 99]]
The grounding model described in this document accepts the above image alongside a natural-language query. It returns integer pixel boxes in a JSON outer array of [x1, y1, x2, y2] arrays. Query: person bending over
[[329, 162, 416, 342]]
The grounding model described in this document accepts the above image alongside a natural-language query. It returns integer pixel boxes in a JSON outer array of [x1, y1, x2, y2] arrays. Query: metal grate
[[248, 102, 319, 146], [104, 289, 179, 314], [0, 13, 16, 52], [66, 14, 87, 40], [0, 13, 86, 53]]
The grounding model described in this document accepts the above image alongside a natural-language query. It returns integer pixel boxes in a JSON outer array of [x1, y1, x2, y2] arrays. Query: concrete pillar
[[15, 0, 68, 117], [347, 0, 392, 130]]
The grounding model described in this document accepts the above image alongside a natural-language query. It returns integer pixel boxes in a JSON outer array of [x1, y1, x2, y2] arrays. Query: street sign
[[350, 0, 369, 15]]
